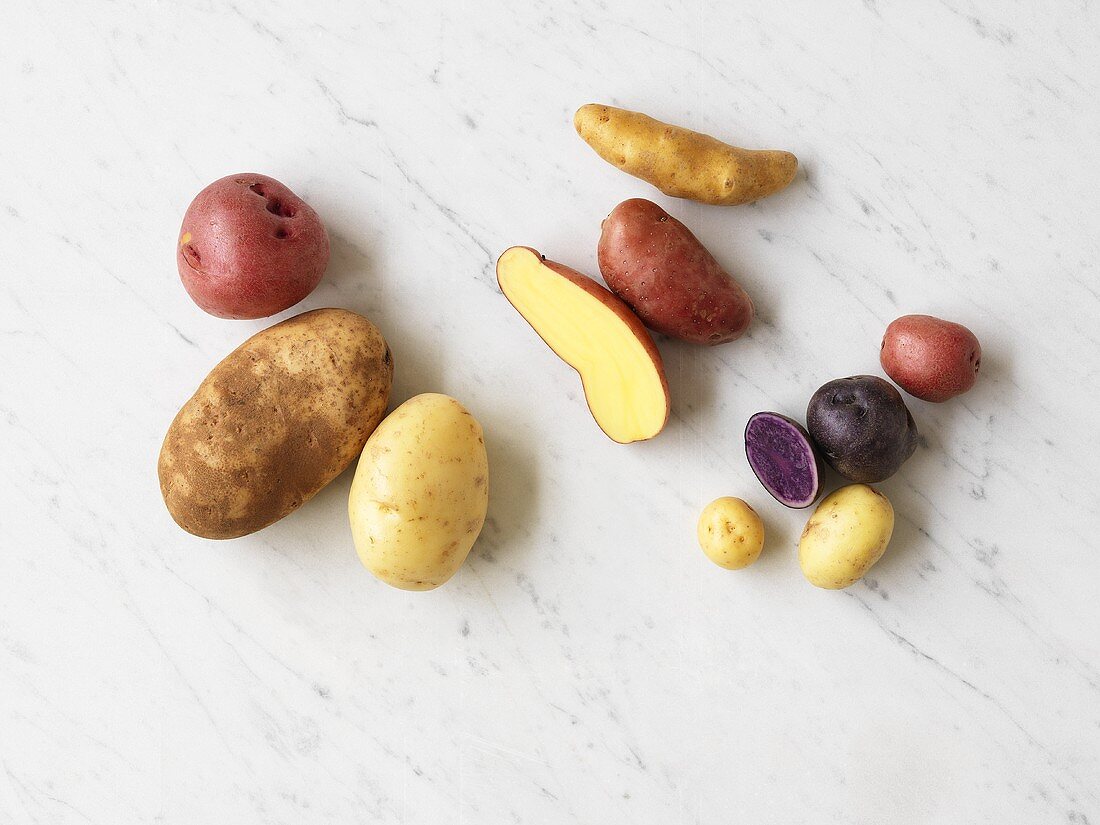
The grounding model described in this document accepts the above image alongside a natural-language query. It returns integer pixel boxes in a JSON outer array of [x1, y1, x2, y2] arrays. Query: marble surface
[[2, 1, 1098, 822]]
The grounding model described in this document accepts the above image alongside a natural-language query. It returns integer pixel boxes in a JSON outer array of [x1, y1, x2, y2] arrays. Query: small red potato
[[177, 173, 330, 319], [880, 314, 981, 402], [597, 198, 753, 345]]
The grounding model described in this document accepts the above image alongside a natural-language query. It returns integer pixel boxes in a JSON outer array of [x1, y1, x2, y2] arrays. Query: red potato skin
[[881, 314, 981, 402], [177, 173, 330, 320], [597, 198, 754, 345]]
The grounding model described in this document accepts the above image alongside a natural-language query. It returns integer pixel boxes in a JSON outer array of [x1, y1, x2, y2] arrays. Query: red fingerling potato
[[880, 314, 981, 402], [597, 198, 753, 345], [177, 173, 330, 319]]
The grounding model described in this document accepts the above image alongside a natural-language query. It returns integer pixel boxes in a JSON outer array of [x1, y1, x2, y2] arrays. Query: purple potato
[[744, 412, 823, 508], [807, 376, 918, 483]]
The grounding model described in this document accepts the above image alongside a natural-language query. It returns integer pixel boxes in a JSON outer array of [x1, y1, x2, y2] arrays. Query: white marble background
[[2, 1, 1098, 823]]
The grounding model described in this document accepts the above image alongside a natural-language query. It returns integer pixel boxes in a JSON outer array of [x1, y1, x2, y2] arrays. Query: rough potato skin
[[881, 314, 981, 402], [598, 199, 753, 344], [158, 308, 393, 539], [574, 104, 797, 206]]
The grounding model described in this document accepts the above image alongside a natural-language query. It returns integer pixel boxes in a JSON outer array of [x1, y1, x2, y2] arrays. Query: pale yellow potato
[[574, 104, 797, 206], [799, 484, 894, 589], [697, 497, 764, 569], [349, 393, 488, 591], [158, 308, 393, 539]]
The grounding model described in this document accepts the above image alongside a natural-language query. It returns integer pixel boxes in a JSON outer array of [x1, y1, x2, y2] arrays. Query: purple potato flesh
[[744, 412, 822, 508]]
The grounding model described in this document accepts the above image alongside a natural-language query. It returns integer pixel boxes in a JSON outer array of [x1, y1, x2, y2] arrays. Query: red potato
[[597, 198, 753, 345], [177, 173, 330, 319], [880, 314, 981, 402]]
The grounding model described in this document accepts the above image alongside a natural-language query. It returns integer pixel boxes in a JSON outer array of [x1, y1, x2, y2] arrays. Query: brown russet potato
[[574, 104, 797, 206], [880, 314, 981, 402], [598, 198, 754, 345], [177, 173, 330, 319], [158, 308, 393, 539]]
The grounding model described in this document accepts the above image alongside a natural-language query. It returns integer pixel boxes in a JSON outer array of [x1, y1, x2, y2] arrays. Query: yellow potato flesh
[[348, 393, 488, 591], [497, 247, 667, 443]]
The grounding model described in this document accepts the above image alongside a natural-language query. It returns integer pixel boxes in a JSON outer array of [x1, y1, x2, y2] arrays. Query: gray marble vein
[[1, 1, 1099, 823]]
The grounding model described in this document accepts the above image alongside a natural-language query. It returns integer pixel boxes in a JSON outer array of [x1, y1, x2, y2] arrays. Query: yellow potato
[[697, 497, 764, 569], [798, 484, 894, 589], [348, 393, 488, 591], [158, 308, 393, 539], [574, 104, 797, 206]]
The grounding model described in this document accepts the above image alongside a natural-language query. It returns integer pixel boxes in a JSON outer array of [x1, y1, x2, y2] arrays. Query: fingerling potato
[[574, 104, 797, 206]]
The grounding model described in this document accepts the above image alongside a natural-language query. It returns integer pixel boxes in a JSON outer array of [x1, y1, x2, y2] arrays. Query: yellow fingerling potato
[[349, 393, 489, 591], [798, 484, 894, 589], [697, 497, 765, 569], [574, 104, 797, 206]]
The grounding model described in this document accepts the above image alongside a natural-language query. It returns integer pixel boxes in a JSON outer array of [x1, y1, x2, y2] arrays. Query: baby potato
[[798, 484, 894, 589], [349, 393, 488, 591], [697, 497, 764, 569]]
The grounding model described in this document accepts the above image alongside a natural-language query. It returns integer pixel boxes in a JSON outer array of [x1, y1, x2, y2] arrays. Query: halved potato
[[496, 246, 670, 443]]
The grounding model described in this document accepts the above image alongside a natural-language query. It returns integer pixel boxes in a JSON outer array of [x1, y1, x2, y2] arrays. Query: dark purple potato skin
[[807, 376, 918, 483], [744, 412, 822, 508], [177, 173, 330, 320]]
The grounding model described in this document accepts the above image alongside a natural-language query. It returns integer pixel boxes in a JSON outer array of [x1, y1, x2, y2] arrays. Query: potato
[[807, 376, 918, 483], [158, 308, 392, 539], [496, 246, 670, 443], [881, 314, 982, 402], [349, 393, 488, 591], [598, 198, 754, 345], [798, 484, 894, 589], [574, 104, 797, 206], [697, 497, 764, 569], [744, 412, 822, 508], [177, 173, 330, 319]]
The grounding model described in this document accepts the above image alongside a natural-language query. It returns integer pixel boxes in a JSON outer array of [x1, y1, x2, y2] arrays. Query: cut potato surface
[[497, 246, 669, 443]]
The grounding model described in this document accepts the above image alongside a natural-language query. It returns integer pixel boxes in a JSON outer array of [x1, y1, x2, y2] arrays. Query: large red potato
[[880, 314, 981, 402], [177, 173, 330, 319], [597, 198, 753, 345]]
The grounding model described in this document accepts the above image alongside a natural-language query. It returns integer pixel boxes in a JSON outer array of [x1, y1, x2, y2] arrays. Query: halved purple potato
[[744, 412, 822, 509]]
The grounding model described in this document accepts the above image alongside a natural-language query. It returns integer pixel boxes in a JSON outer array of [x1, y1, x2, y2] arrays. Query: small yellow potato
[[798, 484, 894, 589], [574, 104, 797, 206], [697, 497, 765, 570], [349, 393, 489, 591]]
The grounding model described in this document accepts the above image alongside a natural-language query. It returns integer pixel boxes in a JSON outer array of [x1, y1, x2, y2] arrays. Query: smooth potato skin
[[158, 309, 393, 539], [598, 199, 753, 344], [799, 484, 894, 589], [349, 394, 488, 591], [697, 497, 764, 569], [881, 315, 981, 402], [178, 173, 330, 319], [574, 104, 797, 206]]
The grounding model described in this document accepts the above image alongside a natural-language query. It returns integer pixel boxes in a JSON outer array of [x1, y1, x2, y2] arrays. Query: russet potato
[[158, 308, 392, 539]]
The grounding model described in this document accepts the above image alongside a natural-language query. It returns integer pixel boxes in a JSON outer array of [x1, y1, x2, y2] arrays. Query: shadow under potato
[[465, 413, 539, 574]]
